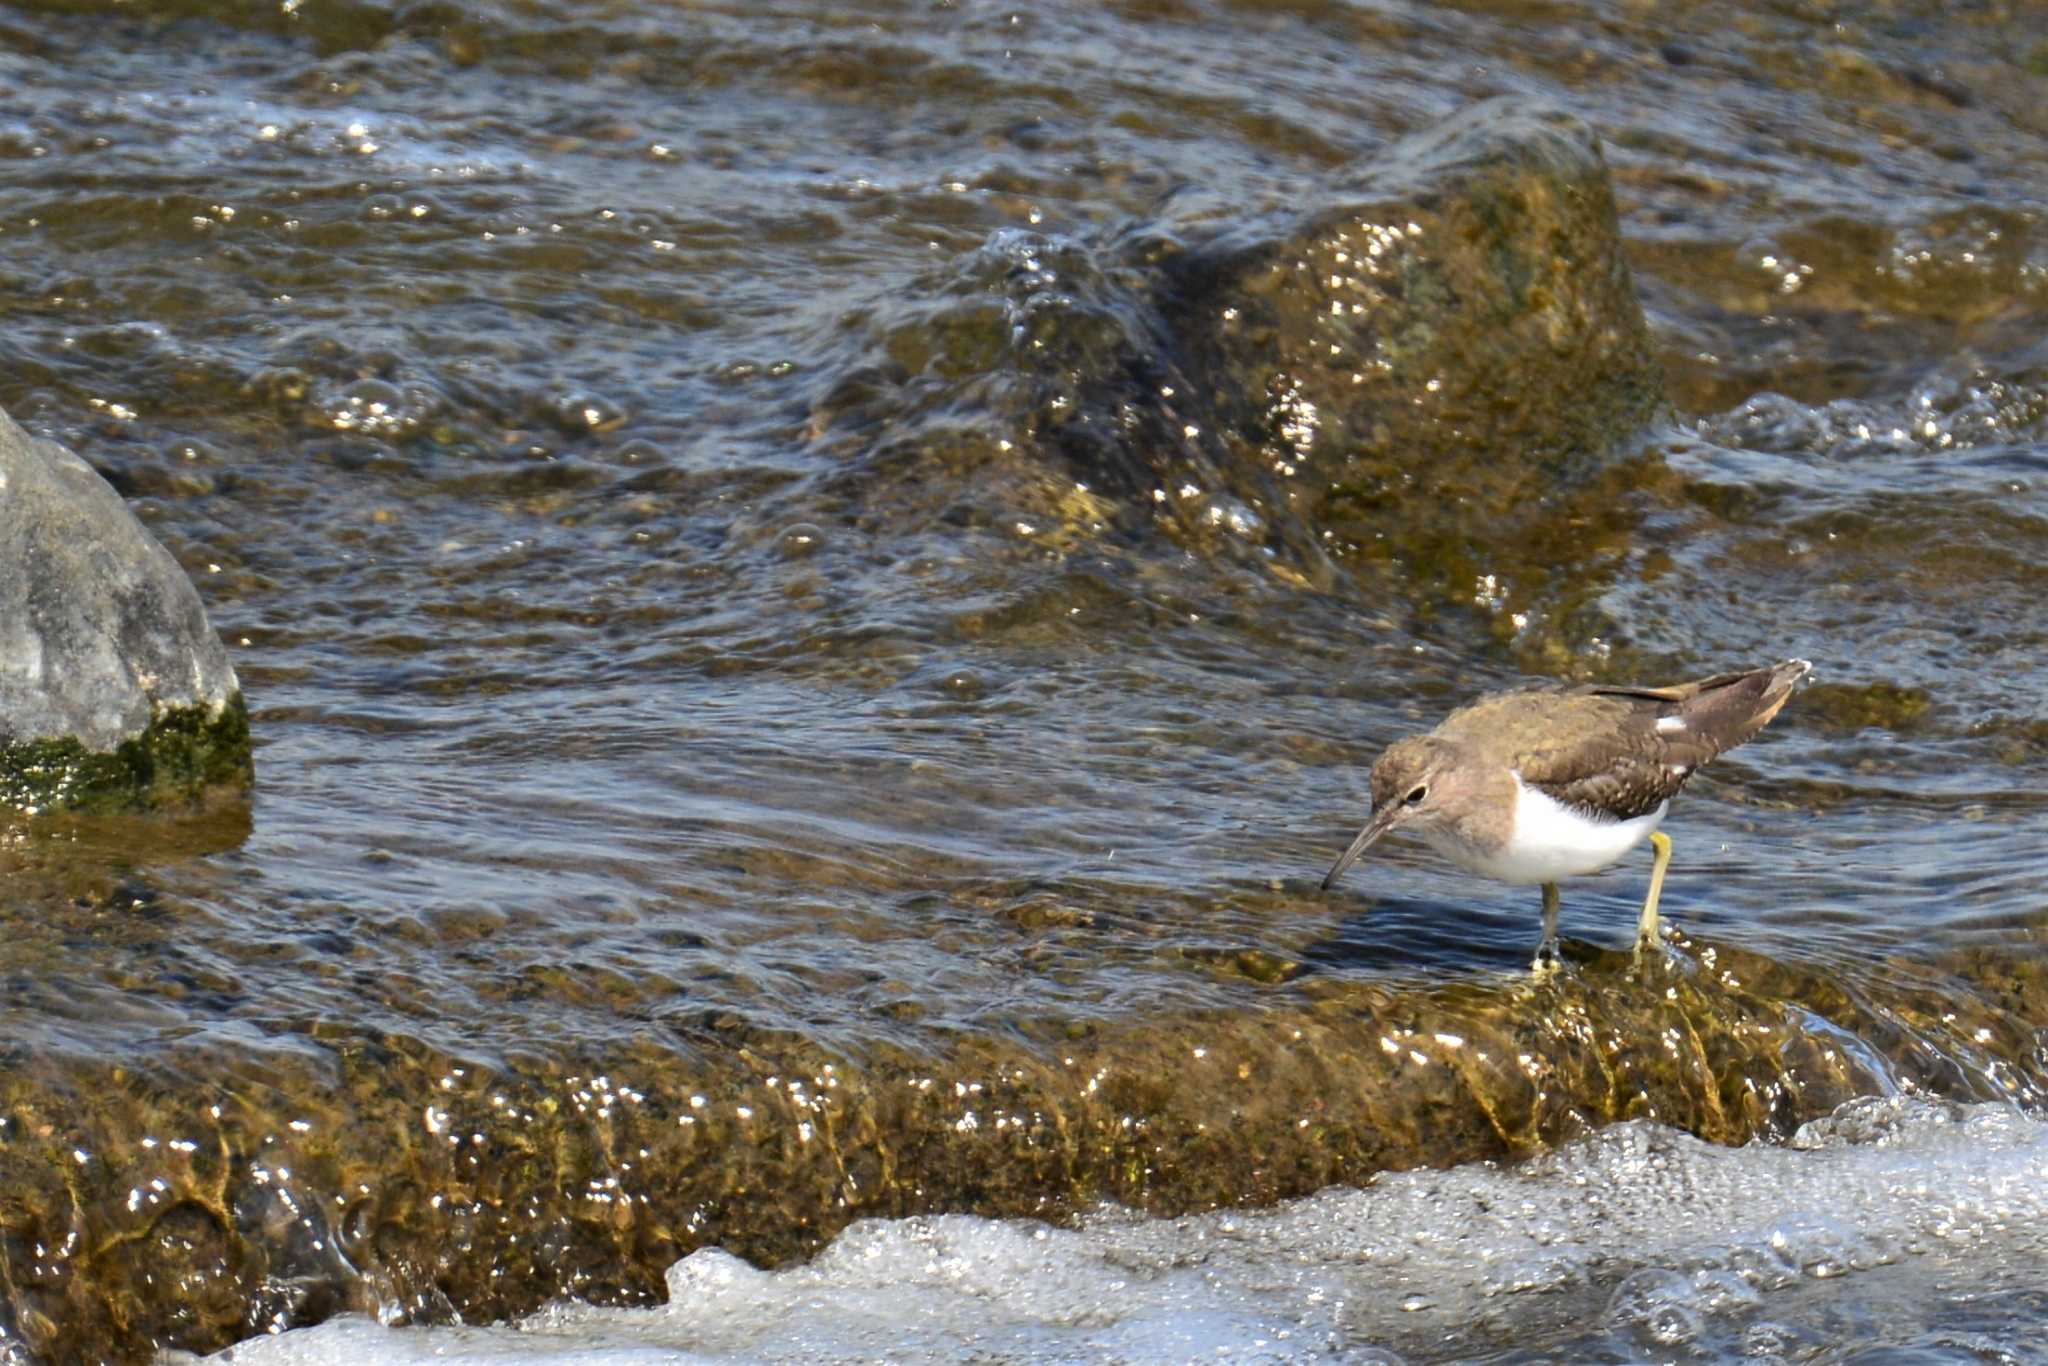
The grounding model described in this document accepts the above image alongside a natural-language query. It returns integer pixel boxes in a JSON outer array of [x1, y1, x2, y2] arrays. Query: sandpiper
[[1320, 660, 1810, 968]]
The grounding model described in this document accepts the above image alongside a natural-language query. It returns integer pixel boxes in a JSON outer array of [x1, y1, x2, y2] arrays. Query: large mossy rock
[[2, 933, 2044, 1361], [912, 98, 1665, 611], [0, 406, 250, 813], [1168, 98, 1663, 526]]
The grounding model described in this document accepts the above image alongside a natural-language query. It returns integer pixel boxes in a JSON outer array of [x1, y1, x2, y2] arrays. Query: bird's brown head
[[1319, 735, 1470, 891]]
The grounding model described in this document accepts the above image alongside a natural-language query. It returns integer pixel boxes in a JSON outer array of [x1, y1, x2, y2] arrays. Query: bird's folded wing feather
[[1518, 720, 1721, 821]]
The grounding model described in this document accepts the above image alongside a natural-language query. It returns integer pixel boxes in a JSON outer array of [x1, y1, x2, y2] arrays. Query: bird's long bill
[[1319, 804, 1400, 890]]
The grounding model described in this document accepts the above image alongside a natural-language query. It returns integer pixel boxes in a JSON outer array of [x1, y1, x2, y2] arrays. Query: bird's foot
[[1631, 922, 1684, 973], [1529, 937, 1564, 976]]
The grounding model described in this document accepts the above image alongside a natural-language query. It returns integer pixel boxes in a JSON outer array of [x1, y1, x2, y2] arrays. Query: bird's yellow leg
[[1637, 831, 1673, 948], [1532, 881, 1562, 974]]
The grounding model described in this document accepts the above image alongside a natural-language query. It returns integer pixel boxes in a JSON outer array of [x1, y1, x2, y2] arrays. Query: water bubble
[[551, 391, 626, 434], [777, 523, 825, 559]]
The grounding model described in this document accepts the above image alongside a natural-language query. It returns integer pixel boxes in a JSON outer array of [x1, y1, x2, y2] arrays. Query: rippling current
[[0, 0, 2044, 1360]]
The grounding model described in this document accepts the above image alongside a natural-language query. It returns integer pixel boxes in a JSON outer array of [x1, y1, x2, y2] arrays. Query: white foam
[[197, 1097, 2048, 1364]]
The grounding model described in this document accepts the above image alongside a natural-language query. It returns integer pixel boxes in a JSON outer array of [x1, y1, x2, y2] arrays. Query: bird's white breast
[[1431, 774, 1667, 885]]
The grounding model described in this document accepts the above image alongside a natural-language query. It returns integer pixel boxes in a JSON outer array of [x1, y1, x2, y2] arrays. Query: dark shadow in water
[[1300, 887, 1663, 976], [1300, 894, 1529, 975]]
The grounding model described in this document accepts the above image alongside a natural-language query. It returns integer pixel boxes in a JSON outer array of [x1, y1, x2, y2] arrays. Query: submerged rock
[[843, 99, 1666, 641], [1154, 98, 1666, 655], [1168, 98, 1663, 527], [0, 406, 250, 814]]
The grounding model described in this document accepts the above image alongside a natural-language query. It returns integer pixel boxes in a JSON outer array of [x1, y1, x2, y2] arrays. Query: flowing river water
[[0, 0, 2045, 1361]]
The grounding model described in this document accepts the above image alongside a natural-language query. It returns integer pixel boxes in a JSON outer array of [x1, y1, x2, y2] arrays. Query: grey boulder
[[0, 404, 250, 813]]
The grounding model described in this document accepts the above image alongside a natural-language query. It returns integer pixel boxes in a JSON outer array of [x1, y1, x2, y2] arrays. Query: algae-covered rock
[[3, 929, 2044, 1361], [1137, 98, 1669, 653], [0, 406, 250, 813], [805, 99, 1663, 621], [1169, 98, 1663, 526]]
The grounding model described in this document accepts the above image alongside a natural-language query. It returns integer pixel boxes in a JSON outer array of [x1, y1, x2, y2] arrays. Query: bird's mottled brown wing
[[1512, 697, 1708, 820], [1517, 739, 1699, 819], [1455, 661, 1808, 820]]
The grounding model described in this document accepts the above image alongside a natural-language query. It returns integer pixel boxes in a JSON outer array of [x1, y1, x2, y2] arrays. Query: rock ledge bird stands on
[[1321, 661, 1810, 969]]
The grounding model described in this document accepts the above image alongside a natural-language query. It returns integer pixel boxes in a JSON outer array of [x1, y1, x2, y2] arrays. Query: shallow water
[[0, 0, 2044, 1359]]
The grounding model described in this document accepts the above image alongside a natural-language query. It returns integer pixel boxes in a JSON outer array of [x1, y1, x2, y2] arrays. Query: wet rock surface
[[0, 406, 249, 814], [3, 926, 2044, 1362], [1171, 99, 1663, 536], [838, 100, 1663, 597]]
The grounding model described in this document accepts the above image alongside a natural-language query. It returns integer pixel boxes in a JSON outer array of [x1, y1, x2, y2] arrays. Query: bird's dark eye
[[1405, 785, 1427, 806]]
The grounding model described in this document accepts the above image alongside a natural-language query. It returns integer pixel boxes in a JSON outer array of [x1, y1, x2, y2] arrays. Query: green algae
[[0, 693, 252, 817], [2, 931, 2044, 1362], [1799, 681, 1936, 732], [1188, 102, 1665, 511]]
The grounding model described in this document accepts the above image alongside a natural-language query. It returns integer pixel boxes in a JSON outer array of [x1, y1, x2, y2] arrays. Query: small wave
[[199, 1095, 2048, 1364]]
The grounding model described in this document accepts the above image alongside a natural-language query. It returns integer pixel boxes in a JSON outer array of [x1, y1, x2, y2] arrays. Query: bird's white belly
[[1433, 777, 1667, 885]]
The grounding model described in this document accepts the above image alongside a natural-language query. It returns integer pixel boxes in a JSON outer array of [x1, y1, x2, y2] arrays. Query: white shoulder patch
[[1655, 715, 1687, 734]]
